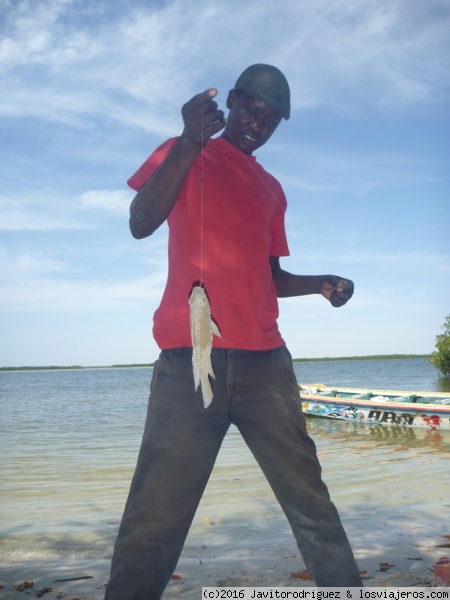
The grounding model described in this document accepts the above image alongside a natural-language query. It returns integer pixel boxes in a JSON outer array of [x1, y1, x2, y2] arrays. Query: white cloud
[[0, 245, 72, 279], [334, 252, 450, 279], [0, 233, 169, 312], [289, 250, 450, 274], [1, 0, 449, 133], [342, 251, 450, 270], [0, 188, 134, 232], [0, 193, 91, 231], [0, 274, 166, 312], [269, 138, 442, 198], [79, 189, 133, 214]]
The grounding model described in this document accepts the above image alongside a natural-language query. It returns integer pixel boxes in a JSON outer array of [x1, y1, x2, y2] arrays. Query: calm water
[[1, 358, 449, 565]]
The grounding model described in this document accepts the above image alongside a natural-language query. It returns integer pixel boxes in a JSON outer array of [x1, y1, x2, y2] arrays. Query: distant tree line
[[1, 355, 432, 371]]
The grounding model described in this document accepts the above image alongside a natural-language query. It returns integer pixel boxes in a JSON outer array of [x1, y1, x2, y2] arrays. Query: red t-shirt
[[128, 136, 290, 350]]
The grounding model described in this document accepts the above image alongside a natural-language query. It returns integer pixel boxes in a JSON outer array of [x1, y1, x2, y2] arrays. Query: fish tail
[[201, 375, 214, 409]]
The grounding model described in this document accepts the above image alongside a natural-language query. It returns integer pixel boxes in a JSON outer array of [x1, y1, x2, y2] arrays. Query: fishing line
[[199, 106, 205, 286]]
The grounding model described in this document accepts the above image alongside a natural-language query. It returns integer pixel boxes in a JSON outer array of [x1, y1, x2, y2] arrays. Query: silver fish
[[189, 286, 221, 408]]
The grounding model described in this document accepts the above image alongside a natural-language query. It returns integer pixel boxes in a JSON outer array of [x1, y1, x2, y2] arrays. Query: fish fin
[[211, 320, 221, 339]]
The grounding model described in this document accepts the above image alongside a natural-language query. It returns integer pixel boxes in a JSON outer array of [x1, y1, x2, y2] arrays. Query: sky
[[1, 0, 449, 367]]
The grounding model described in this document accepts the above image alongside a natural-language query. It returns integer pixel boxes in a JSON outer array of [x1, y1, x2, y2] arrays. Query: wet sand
[[1, 535, 446, 599]]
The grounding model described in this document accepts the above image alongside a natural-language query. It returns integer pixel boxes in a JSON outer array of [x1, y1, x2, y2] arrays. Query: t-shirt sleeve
[[127, 137, 179, 191]]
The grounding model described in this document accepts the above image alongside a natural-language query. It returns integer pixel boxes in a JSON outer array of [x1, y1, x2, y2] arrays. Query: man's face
[[221, 90, 282, 155]]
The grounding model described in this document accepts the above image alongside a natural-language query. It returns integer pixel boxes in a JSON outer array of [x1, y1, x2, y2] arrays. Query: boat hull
[[299, 385, 450, 430]]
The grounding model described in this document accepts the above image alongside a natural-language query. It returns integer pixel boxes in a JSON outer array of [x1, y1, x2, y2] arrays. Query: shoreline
[[0, 541, 444, 599], [0, 355, 431, 372]]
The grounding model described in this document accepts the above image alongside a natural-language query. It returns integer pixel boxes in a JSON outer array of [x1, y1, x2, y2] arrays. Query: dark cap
[[234, 64, 290, 120]]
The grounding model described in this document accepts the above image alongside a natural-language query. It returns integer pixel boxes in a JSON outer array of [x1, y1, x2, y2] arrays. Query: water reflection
[[306, 415, 450, 455], [436, 377, 450, 393]]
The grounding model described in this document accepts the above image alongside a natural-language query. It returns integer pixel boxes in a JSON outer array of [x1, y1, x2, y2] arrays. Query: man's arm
[[129, 89, 226, 239], [270, 256, 354, 308]]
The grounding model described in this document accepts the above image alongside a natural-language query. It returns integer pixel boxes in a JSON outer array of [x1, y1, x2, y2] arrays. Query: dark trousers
[[105, 346, 362, 599]]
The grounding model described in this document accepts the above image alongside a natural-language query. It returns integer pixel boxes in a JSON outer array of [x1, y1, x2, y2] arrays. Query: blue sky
[[1, 0, 449, 367]]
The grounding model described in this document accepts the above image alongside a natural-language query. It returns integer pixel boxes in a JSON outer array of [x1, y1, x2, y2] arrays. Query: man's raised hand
[[181, 88, 226, 148]]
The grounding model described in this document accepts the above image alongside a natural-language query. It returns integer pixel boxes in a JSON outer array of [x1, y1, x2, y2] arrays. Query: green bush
[[428, 314, 450, 376]]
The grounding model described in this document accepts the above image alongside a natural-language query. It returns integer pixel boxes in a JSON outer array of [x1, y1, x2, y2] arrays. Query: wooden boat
[[299, 384, 450, 430]]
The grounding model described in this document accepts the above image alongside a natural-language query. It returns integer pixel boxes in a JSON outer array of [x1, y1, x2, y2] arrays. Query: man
[[105, 64, 362, 599]]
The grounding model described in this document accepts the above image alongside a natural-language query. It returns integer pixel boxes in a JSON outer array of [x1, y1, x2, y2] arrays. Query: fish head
[[189, 286, 208, 308]]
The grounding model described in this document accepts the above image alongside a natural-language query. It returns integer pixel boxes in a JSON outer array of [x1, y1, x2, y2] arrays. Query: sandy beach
[[1, 535, 447, 599]]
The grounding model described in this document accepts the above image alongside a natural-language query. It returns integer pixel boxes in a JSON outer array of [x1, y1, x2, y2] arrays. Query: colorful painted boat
[[299, 384, 450, 430]]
